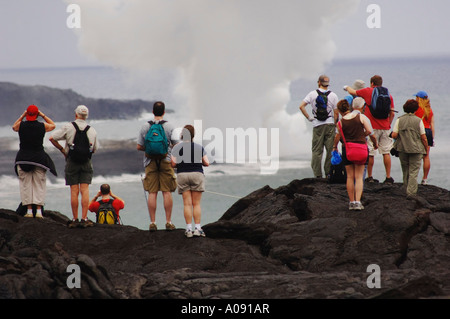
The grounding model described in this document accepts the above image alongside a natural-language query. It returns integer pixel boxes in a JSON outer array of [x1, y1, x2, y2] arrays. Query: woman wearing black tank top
[[12, 105, 56, 218]]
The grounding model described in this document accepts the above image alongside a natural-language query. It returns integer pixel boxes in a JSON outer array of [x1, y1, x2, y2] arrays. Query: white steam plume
[[67, 0, 359, 157]]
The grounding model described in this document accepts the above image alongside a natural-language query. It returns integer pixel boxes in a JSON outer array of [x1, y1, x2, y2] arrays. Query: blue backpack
[[144, 120, 168, 159], [369, 87, 391, 119]]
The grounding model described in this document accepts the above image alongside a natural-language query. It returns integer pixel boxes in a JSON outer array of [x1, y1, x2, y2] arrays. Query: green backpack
[[144, 120, 168, 159]]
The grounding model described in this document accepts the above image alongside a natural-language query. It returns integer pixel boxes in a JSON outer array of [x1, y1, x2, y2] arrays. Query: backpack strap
[[148, 120, 167, 126], [97, 198, 115, 207], [72, 121, 80, 131], [72, 121, 90, 132], [316, 89, 331, 97], [337, 121, 347, 145]]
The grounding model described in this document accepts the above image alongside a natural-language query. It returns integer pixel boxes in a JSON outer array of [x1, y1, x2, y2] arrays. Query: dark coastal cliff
[[0, 81, 160, 177], [1, 178, 449, 300], [0, 81, 169, 126]]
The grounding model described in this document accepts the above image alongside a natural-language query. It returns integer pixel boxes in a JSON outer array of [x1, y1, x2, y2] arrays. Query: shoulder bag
[[337, 120, 368, 165]]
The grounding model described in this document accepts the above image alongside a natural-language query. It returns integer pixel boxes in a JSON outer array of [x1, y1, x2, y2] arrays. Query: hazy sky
[[0, 0, 449, 69]]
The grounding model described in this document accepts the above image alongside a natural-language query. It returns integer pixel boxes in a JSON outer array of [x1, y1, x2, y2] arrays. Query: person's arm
[[369, 135, 378, 150], [344, 86, 357, 96], [88, 193, 102, 212], [89, 191, 102, 205], [332, 124, 341, 150], [333, 108, 339, 124], [360, 116, 378, 149], [299, 101, 313, 122], [137, 123, 148, 152], [418, 121, 428, 153], [170, 155, 177, 168], [430, 115, 435, 145], [49, 136, 67, 157], [389, 96, 395, 125], [202, 154, 210, 167], [391, 118, 400, 140], [39, 111, 56, 132], [421, 134, 429, 153], [110, 191, 125, 206], [361, 117, 373, 137], [12, 111, 27, 132], [332, 133, 341, 151]]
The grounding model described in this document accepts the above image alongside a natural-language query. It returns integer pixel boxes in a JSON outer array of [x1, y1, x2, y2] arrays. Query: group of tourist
[[12, 73, 435, 232], [300, 74, 434, 209], [13, 101, 209, 238]]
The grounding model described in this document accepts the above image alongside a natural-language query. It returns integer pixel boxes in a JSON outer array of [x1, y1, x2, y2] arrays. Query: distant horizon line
[[2, 53, 450, 72]]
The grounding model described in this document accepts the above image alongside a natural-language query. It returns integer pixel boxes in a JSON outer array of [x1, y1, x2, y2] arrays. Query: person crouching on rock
[[12, 105, 57, 218], [89, 184, 125, 224]]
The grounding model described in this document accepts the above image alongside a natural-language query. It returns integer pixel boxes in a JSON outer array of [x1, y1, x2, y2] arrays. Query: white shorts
[[367, 129, 393, 156]]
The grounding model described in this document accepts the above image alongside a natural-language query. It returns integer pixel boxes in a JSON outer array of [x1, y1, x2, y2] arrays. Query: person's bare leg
[[70, 184, 80, 220]]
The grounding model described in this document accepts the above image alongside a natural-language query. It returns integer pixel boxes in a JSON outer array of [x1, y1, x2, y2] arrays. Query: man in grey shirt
[[50, 105, 98, 228], [137, 101, 177, 232]]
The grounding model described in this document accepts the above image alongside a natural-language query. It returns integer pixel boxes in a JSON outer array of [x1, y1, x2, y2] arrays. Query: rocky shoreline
[[0, 81, 164, 126], [1, 178, 449, 300], [0, 138, 142, 178]]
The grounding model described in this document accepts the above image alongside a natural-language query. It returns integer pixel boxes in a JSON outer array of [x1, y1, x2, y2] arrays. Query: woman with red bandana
[[12, 105, 57, 218]]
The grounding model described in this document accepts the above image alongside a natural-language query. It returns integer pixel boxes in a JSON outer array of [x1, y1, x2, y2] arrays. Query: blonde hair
[[416, 97, 431, 121]]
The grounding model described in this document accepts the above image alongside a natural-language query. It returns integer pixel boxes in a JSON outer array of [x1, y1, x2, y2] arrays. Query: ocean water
[[1, 57, 449, 230]]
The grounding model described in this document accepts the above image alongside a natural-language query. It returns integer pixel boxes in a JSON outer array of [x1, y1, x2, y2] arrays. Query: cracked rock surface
[[1, 178, 449, 299]]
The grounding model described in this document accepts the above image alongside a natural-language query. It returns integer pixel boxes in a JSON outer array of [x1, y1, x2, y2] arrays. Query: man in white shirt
[[299, 75, 339, 178]]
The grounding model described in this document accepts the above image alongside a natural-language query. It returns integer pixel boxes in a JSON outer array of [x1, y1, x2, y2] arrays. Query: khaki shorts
[[367, 129, 393, 156], [143, 160, 177, 193], [177, 172, 205, 194]]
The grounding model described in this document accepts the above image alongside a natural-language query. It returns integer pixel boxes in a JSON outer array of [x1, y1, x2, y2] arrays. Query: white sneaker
[[24, 212, 33, 218], [35, 211, 43, 218], [193, 228, 206, 237], [185, 229, 193, 238]]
